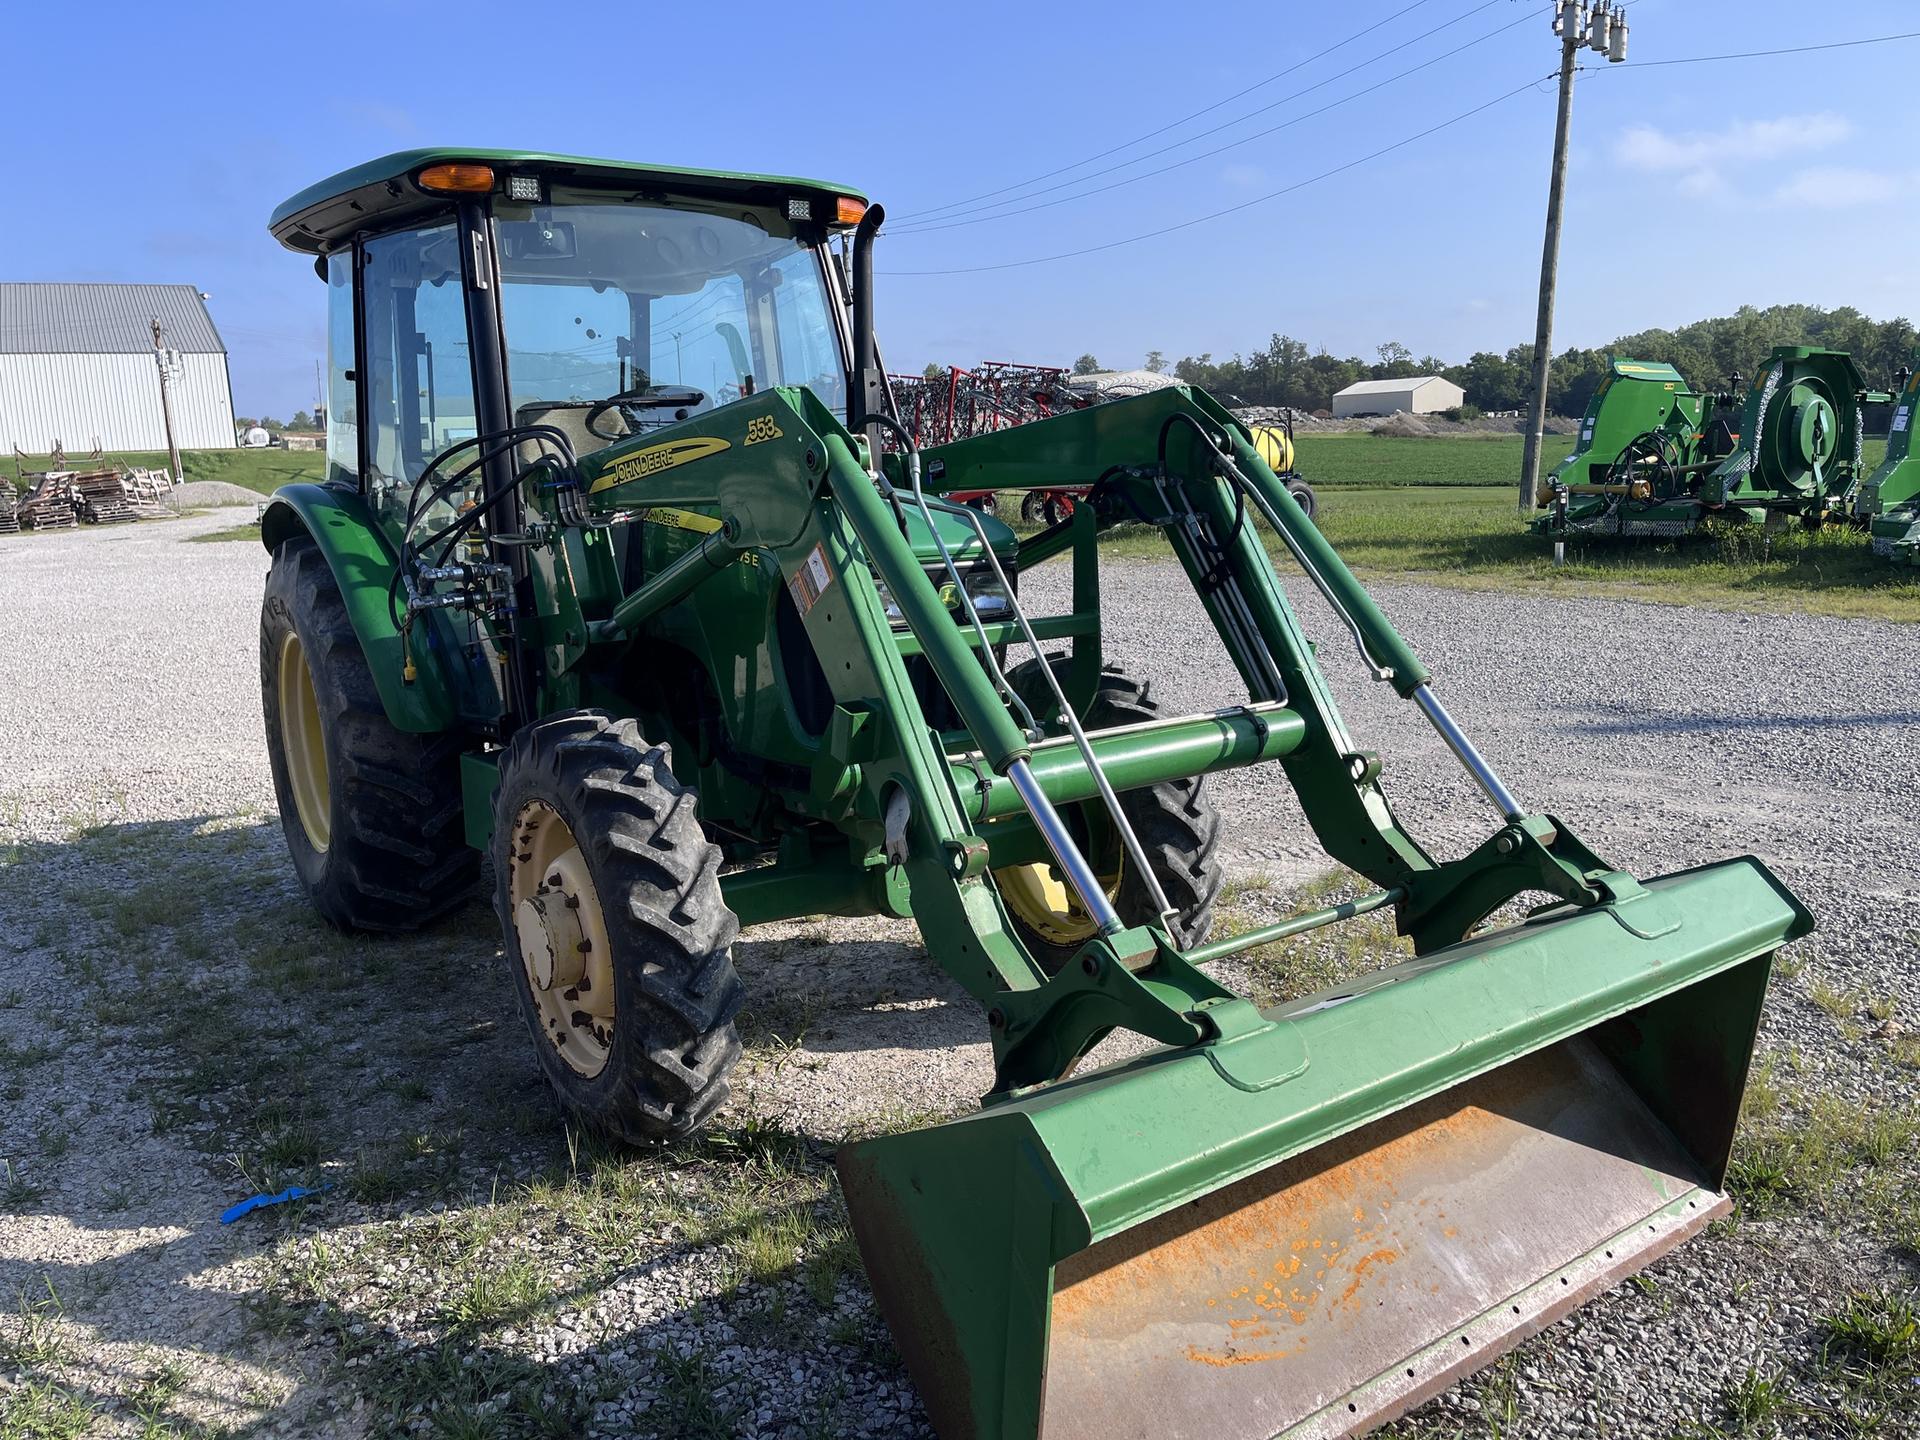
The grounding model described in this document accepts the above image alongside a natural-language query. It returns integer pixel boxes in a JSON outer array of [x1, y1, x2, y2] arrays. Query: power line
[[895, 0, 1448, 224], [1603, 28, 1920, 67], [895, 0, 1521, 231], [889, 7, 1543, 239], [880, 73, 1551, 278]]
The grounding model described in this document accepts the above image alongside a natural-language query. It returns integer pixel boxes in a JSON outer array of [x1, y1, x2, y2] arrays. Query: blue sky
[[7, 0, 1916, 417]]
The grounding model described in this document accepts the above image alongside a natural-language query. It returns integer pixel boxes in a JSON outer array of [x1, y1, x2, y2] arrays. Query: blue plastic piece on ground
[[219, 1183, 328, 1224]]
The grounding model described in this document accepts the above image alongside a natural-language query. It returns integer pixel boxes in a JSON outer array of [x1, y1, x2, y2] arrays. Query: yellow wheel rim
[[995, 849, 1124, 949], [277, 630, 331, 853], [507, 801, 616, 1078]]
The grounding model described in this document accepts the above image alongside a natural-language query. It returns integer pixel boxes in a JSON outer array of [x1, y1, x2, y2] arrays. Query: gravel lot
[[0, 510, 1914, 1438]]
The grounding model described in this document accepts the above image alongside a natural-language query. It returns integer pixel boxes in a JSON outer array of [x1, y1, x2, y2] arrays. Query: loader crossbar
[[953, 703, 1304, 822]]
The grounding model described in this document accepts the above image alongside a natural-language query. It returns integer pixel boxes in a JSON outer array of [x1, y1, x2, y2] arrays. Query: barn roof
[[0, 283, 226, 356], [1333, 375, 1456, 397]]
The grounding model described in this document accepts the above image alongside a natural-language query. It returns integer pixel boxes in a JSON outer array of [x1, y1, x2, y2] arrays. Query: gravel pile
[[1236, 406, 1583, 437], [0, 517, 1913, 1438], [172, 479, 268, 509]]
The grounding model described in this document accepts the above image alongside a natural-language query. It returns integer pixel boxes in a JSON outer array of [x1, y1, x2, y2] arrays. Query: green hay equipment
[[261, 150, 1811, 1439], [1854, 359, 1920, 565], [1538, 347, 1883, 538]]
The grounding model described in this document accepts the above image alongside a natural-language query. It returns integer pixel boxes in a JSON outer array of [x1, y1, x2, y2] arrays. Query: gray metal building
[[0, 283, 236, 453], [1331, 375, 1466, 419]]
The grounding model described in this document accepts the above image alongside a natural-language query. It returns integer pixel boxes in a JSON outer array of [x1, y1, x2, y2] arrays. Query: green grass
[[1726, 1092, 1918, 1225], [0, 1379, 97, 1439], [7, 447, 322, 496], [1295, 431, 1576, 487], [1095, 483, 1920, 622], [186, 522, 262, 543], [1817, 1286, 1920, 1429], [1294, 430, 1887, 490]]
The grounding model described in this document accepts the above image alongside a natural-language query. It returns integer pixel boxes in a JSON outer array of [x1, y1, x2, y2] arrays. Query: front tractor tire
[[260, 534, 476, 932], [493, 713, 745, 1142], [993, 662, 1226, 972]]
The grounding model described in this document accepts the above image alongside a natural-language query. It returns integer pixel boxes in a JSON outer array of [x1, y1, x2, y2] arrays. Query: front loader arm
[[925, 386, 1614, 946]]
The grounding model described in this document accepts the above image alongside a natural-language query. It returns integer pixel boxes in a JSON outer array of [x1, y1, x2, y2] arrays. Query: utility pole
[[1520, 0, 1628, 514], [150, 317, 184, 484]]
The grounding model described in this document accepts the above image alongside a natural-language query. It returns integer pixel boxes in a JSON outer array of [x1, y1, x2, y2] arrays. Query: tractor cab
[[270, 150, 1014, 597]]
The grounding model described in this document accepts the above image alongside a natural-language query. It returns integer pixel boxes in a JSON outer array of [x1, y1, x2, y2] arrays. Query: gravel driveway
[[0, 512, 1914, 1438]]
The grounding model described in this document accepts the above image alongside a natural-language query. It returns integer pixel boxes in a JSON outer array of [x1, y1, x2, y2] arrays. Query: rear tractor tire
[[260, 533, 476, 932], [493, 712, 745, 1142], [992, 662, 1226, 972]]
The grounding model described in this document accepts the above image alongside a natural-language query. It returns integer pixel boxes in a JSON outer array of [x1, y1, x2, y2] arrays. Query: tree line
[[1072, 304, 1920, 417], [234, 410, 318, 433]]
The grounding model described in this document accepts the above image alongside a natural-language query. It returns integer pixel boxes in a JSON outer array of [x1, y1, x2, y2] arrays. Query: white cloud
[[1771, 166, 1899, 207], [1612, 113, 1852, 196]]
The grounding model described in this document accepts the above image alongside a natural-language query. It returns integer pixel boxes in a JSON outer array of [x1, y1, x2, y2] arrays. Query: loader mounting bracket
[[1399, 813, 1616, 951], [989, 929, 1243, 1095]]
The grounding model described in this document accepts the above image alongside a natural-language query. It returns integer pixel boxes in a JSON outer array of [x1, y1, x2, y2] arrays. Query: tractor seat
[[516, 402, 630, 470]]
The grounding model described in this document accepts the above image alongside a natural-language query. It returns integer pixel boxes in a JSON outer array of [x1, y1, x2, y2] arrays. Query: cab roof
[[269, 148, 867, 256]]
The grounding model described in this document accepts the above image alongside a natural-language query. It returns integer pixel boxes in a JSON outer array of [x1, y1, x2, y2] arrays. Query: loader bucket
[[837, 857, 1810, 1440]]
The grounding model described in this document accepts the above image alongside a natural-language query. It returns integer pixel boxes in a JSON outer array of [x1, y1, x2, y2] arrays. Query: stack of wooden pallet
[[68, 468, 139, 524], [17, 474, 78, 530], [122, 467, 177, 519], [0, 483, 20, 535]]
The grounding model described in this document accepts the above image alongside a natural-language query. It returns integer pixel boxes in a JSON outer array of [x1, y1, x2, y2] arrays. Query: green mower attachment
[[259, 152, 1816, 1440], [1538, 347, 1883, 537], [1531, 357, 1722, 531], [1858, 358, 1920, 563]]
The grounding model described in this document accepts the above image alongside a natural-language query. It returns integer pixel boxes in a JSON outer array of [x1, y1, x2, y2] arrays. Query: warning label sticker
[[1895, 407, 1910, 433], [788, 543, 835, 616]]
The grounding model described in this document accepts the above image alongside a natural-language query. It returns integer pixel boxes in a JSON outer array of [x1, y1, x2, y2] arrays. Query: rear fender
[[260, 484, 459, 733]]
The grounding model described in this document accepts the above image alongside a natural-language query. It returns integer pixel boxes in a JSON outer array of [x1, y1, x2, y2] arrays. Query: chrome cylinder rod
[[1007, 759, 1125, 936], [957, 506, 1176, 923], [1183, 886, 1404, 966], [1412, 683, 1524, 821]]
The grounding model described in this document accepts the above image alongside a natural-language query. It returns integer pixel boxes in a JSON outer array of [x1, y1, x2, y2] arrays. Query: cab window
[[359, 222, 479, 526]]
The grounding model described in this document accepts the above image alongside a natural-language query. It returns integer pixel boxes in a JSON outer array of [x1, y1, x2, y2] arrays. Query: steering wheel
[[583, 384, 710, 440]]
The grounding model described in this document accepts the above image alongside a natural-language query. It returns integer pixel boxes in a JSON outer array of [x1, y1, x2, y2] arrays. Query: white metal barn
[[1331, 375, 1466, 419], [0, 283, 237, 453]]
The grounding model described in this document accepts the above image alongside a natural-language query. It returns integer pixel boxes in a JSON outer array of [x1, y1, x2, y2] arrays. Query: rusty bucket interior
[[1039, 1036, 1725, 1440]]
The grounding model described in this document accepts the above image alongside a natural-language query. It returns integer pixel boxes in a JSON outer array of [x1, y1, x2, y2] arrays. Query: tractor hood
[[907, 495, 1018, 568]]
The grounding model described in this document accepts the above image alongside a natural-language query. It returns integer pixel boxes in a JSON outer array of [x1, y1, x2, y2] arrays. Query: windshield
[[495, 188, 847, 456]]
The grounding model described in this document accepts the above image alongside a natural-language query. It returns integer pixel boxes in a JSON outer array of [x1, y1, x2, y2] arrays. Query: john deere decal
[[640, 507, 724, 535], [590, 436, 731, 492]]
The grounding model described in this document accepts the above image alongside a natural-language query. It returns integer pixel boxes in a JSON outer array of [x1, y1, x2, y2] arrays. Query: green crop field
[[8, 447, 324, 495], [1295, 431, 1890, 490], [1294, 432, 1573, 488], [1100, 484, 1918, 622]]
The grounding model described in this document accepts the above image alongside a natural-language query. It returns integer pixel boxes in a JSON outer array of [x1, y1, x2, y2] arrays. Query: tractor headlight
[[874, 564, 1016, 630]]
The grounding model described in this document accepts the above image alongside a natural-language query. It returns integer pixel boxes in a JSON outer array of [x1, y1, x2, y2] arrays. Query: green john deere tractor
[[1537, 346, 1884, 537], [1854, 357, 1920, 565], [261, 150, 1810, 1440]]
